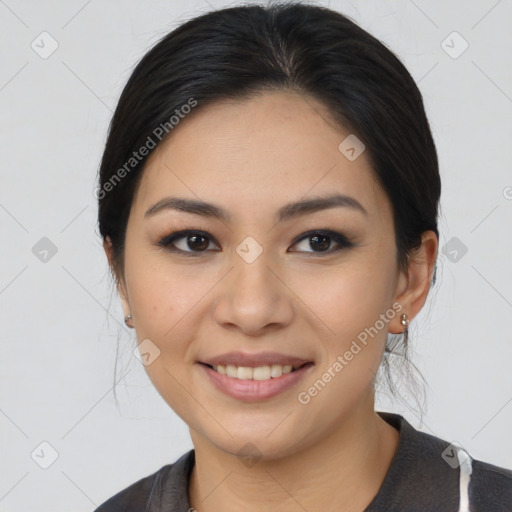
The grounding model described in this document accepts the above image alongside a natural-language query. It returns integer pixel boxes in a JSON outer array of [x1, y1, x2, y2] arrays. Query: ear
[[389, 230, 438, 334], [103, 236, 131, 317]]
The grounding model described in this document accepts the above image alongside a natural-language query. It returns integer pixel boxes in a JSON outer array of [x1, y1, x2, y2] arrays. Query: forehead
[[132, 91, 391, 223]]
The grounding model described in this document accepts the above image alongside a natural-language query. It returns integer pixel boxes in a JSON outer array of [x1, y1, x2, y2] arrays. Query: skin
[[104, 90, 438, 511]]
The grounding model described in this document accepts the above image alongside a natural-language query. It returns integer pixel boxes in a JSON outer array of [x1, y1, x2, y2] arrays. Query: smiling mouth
[[202, 362, 312, 381]]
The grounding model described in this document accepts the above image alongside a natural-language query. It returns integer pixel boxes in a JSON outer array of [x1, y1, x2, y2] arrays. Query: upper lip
[[200, 351, 313, 368]]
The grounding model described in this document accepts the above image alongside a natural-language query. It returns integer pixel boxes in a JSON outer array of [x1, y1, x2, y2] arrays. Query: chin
[[200, 423, 312, 463]]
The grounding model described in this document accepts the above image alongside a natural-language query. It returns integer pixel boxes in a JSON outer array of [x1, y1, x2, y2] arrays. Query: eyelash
[[155, 229, 355, 257]]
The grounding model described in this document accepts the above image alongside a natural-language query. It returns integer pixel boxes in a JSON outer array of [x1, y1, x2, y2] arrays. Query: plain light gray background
[[1, 0, 511, 510]]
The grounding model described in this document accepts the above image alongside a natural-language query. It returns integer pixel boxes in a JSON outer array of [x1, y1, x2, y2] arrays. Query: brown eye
[[184, 234, 209, 251], [289, 230, 354, 254], [156, 230, 220, 255]]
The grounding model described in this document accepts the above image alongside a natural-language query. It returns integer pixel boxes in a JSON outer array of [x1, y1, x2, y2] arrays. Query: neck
[[188, 392, 399, 512]]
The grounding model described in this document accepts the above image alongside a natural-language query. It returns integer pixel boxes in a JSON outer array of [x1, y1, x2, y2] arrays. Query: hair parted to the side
[[96, 2, 441, 416]]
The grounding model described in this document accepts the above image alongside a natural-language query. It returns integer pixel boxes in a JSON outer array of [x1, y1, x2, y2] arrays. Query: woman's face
[[111, 91, 409, 459]]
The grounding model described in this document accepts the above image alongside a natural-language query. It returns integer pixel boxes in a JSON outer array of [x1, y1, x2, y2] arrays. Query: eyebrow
[[144, 193, 368, 223]]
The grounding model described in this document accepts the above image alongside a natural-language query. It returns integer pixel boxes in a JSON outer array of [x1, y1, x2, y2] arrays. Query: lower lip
[[199, 363, 314, 402]]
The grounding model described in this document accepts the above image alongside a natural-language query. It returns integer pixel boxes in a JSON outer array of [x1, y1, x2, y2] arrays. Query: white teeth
[[253, 366, 271, 380], [212, 363, 295, 380], [270, 364, 282, 378], [226, 365, 238, 378], [237, 366, 253, 380]]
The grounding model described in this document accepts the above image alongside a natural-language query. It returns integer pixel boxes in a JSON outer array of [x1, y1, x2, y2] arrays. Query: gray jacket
[[95, 412, 512, 511]]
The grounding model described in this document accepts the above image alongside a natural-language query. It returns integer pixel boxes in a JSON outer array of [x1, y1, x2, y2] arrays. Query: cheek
[[126, 256, 196, 330], [320, 263, 394, 333], [307, 257, 395, 375], [304, 274, 391, 410], [125, 263, 201, 417]]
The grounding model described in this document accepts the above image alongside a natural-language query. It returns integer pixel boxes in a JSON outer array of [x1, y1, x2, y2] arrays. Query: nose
[[212, 251, 294, 336]]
